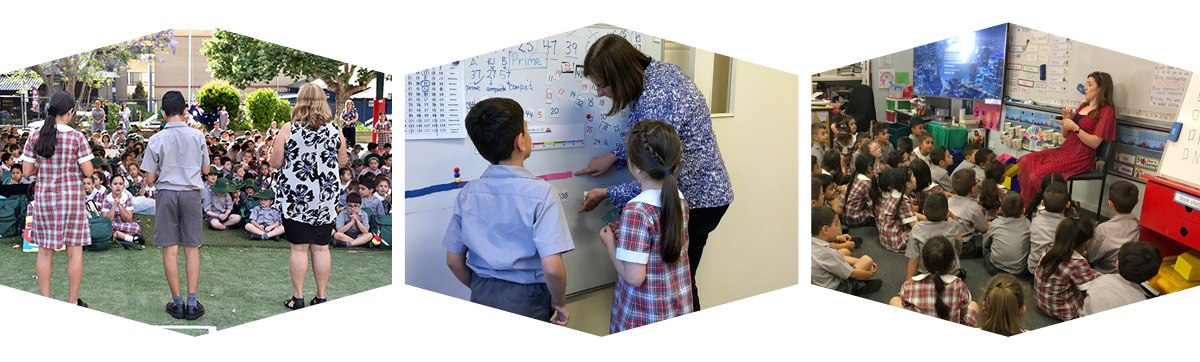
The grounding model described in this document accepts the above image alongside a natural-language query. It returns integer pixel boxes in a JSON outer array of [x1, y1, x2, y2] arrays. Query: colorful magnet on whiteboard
[[455, 177, 461, 183], [454, 167, 460, 173], [1170, 122, 1183, 142], [454, 172, 460, 178], [1039, 65, 1046, 81], [1077, 84, 1085, 94]]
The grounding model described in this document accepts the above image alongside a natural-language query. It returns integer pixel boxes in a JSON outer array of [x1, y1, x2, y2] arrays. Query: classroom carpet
[[844, 224, 1062, 332], [0, 215, 391, 335]]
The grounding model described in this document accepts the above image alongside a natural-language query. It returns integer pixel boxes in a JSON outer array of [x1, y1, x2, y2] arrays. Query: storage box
[[1150, 258, 1200, 294], [1175, 250, 1200, 282]]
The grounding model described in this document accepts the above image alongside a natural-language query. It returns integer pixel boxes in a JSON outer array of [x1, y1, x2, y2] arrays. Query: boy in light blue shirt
[[443, 97, 573, 325]]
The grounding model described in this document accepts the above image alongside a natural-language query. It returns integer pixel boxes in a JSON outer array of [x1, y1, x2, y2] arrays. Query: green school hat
[[256, 189, 275, 200], [211, 178, 235, 194], [363, 153, 383, 167]]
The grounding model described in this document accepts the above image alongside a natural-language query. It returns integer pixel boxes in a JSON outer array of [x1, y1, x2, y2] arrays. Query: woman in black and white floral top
[[270, 83, 348, 310]]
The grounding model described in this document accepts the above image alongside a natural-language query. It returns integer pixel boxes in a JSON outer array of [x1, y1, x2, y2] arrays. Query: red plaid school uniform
[[842, 175, 874, 226], [101, 191, 140, 234], [911, 184, 944, 212], [21, 125, 93, 249], [876, 190, 917, 252], [898, 274, 978, 327], [610, 199, 692, 334], [1035, 253, 1101, 321]]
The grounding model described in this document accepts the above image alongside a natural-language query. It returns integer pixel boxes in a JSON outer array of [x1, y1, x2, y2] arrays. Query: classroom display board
[[405, 27, 663, 298], [1004, 24, 1189, 123], [1158, 73, 1200, 188]]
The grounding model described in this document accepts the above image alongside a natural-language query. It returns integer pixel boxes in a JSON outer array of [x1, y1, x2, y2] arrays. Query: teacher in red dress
[[1017, 71, 1117, 209]]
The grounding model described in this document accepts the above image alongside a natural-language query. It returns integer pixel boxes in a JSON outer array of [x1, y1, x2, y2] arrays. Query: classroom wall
[[564, 59, 800, 335], [869, 49, 913, 123]]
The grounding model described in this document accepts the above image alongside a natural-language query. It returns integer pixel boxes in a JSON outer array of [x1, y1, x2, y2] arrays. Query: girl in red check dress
[[102, 174, 145, 245], [908, 160, 943, 214], [599, 120, 692, 334], [23, 92, 95, 307], [890, 236, 980, 326], [874, 167, 924, 253], [1018, 72, 1117, 209], [1036, 217, 1101, 321], [841, 154, 876, 227]]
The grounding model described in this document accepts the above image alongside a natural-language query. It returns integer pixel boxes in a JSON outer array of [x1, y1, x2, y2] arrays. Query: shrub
[[275, 98, 293, 124], [245, 88, 285, 130], [197, 80, 241, 120], [131, 81, 147, 100]]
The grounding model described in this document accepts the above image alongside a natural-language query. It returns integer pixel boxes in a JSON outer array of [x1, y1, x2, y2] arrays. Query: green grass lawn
[[0, 214, 391, 334]]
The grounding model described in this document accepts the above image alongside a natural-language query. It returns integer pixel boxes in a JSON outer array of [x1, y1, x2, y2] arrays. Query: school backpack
[[369, 213, 392, 249], [84, 215, 114, 251], [0, 194, 30, 238]]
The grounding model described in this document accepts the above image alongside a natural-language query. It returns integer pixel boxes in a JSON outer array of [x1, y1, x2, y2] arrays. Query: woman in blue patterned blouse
[[575, 34, 733, 311]]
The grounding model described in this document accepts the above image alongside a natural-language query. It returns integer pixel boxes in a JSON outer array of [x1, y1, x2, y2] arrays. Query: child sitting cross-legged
[[102, 174, 146, 245], [244, 190, 285, 241], [331, 193, 374, 248]]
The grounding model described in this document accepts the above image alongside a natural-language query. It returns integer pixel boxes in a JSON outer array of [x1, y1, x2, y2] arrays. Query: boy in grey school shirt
[[948, 169, 987, 259], [811, 123, 830, 163], [1087, 181, 1141, 274], [952, 143, 988, 185], [984, 192, 1031, 276], [141, 91, 210, 320], [1080, 242, 1161, 317], [929, 146, 953, 191], [332, 193, 374, 247], [1028, 183, 1071, 275], [905, 193, 965, 279], [811, 205, 881, 295]]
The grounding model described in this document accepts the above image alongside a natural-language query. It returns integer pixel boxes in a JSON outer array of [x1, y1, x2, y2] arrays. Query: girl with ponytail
[[874, 166, 924, 252], [599, 119, 691, 333], [23, 91, 96, 308], [979, 273, 1027, 336], [1035, 217, 1102, 321], [890, 236, 980, 326]]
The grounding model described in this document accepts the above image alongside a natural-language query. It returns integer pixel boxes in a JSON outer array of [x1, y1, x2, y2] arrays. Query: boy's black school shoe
[[166, 301, 184, 319], [185, 301, 205, 320], [76, 298, 88, 308]]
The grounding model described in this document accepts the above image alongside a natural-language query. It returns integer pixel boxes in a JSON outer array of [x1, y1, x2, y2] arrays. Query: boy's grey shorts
[[154, 189, 203, 247]]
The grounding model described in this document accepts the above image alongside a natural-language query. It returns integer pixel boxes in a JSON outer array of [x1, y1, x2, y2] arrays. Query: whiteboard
[[1157, 73, 1200, 188], [405, 26, 663, 299], [1004, 23, 1188, 123]]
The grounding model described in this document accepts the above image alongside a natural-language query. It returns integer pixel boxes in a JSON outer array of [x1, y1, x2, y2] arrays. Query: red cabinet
[[1141, 175, 1200, 256]]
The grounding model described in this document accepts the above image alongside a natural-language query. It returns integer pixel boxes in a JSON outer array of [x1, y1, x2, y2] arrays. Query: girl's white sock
[[123, 235, 135, 242]]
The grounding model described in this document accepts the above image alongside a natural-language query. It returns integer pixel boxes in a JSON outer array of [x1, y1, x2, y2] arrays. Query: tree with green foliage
[[197, 80, 242, 123], [25, 30, 176, 101], [202, 29, 385, 107], [131, 80, 148, 100]]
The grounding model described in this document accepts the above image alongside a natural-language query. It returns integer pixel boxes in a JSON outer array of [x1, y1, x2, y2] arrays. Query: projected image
[[913, 24, 1007, 100]]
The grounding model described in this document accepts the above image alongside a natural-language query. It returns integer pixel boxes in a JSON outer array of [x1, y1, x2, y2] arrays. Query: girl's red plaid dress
[[1035, 252, 1101, 321], [897, 273, 978, 327], [610, 196, 692, 334], [841, 174, 874, 226], [876, 190, 917, 253], [20, 124, 94, 249], [911, 183, 944, 212]]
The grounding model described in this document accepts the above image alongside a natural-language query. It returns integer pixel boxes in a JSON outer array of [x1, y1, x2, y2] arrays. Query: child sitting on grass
[[245, 190, 285, 241]]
